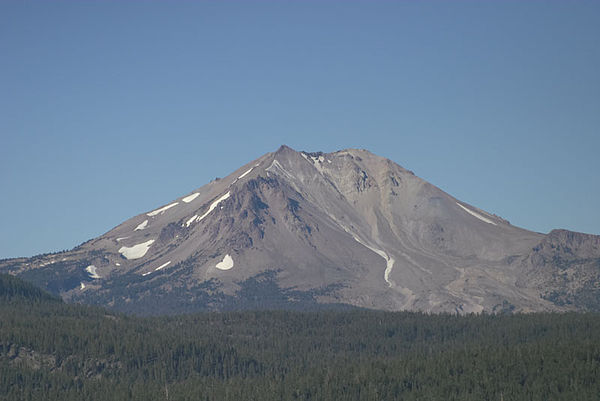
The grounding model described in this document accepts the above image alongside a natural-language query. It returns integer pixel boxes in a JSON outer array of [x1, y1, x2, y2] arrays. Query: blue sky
[[1, 1, 599, 258]]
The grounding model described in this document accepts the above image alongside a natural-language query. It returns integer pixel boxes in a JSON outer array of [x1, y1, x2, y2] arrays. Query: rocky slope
[[1, 145, 599, 314]]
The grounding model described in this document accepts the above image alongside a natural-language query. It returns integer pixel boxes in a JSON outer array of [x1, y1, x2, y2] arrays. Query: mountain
[[1, 145, 599, 314]]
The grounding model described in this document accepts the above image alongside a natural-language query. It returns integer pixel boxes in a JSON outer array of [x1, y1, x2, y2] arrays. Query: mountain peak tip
[[275, 144, 372, 156], [276, 144, 295, 152]]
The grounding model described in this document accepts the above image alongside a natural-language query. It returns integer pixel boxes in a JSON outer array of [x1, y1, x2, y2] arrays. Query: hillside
[[1, 275, 600, 400]]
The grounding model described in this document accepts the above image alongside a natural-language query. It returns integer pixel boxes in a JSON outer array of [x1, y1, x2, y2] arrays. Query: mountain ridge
[[1, 145, 599, 315]]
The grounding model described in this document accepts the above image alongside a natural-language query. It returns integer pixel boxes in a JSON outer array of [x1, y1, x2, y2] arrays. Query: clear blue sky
[[1, 1, 599, 258]]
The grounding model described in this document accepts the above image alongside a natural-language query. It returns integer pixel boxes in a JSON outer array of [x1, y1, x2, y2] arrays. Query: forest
[[1, 273, 600, 400]]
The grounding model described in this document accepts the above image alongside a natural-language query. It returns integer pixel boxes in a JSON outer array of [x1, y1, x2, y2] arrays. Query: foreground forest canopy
[[1, 274, 600, 401]]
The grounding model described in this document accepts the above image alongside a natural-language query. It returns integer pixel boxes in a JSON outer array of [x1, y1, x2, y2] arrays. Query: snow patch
[[118, 240, 155, 259], [115, 263, 120, 266], [147, 202, 178, 217], [354, 237, 395, 287], [154, 261, 171, 271], [384, 257, 395, 286], [215, 254, 234, 270], [197, 192, 230, 222], [142, 260, 172, 277], [238, 167, 253, 180], [336, 222, 396, 288], [308, 155, 327, 174], [266, 159, 295, 181], [116, 237, 129, 242], [185, 215, 198, 227], [80, 282, 86, 290], [134, 219, 148, 231], [456, 203, 497, 225], [182, 193, 200, 203], [85, 265, 101, 279]]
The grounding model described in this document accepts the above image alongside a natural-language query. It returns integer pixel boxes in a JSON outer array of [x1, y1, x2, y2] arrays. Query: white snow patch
[[336, 223, 396, 288], [308, 155, 327, 174], [182, 193, 200, 203], [115, 263, 121, 266], [238, 167, 253, 180], [142, 260, 172, 276], [266, 159, 295, 181], [456, 203, 497, 225], [301, 153, 309, 160], [134, 219, 148, 231], [309, 155, 324, 164], [185, 215, 198, 227], [116, 237, 129, 242], [154, 261, 171, 271], [384, 257, 395, 286], [85, 265, 101, 279], [353, 237, 395, 287], [147, 202, 178, 217], [118, 240, 155, 260], [327, 159, 331, 164], [197, 192, 230, 222], [80, 282, 86, 290], [215, 254, 234, 270]]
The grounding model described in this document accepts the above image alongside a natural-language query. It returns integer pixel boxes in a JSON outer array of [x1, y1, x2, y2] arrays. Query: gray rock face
[[2, 145, 599, 314]]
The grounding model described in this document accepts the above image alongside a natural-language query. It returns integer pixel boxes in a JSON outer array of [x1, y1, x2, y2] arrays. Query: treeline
[[1, 274, 600, 400], [0, 273, 62, 304]]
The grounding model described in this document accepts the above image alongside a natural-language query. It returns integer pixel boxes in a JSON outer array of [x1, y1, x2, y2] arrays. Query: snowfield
[[336, 221, 396, 288], [147, 202, 178, 217], [134, 219, 148, 231], [197, 192, 230, 222], [215, 254, 234, 270], [266, 159, 295, 181], [85, 265, 101, 279], [185, 215, 198, 227], [353, 236, 395, 288], [456, 203, 497, 225], [182, 193, 200, 203], [118, 239, 155, 259], [154, 261, 171, 271], [238, 167, 253, 179]]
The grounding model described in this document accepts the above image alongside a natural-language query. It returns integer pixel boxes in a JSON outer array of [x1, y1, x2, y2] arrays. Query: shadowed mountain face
[[2, 145, 599, 315]]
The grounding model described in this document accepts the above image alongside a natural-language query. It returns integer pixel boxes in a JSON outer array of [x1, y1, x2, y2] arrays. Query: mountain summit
[[2, 145, 599, 314]]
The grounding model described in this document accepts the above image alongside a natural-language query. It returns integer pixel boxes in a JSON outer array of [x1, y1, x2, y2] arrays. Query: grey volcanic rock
[[1, 145, 599, 314], [519, 230, 600, 311]]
